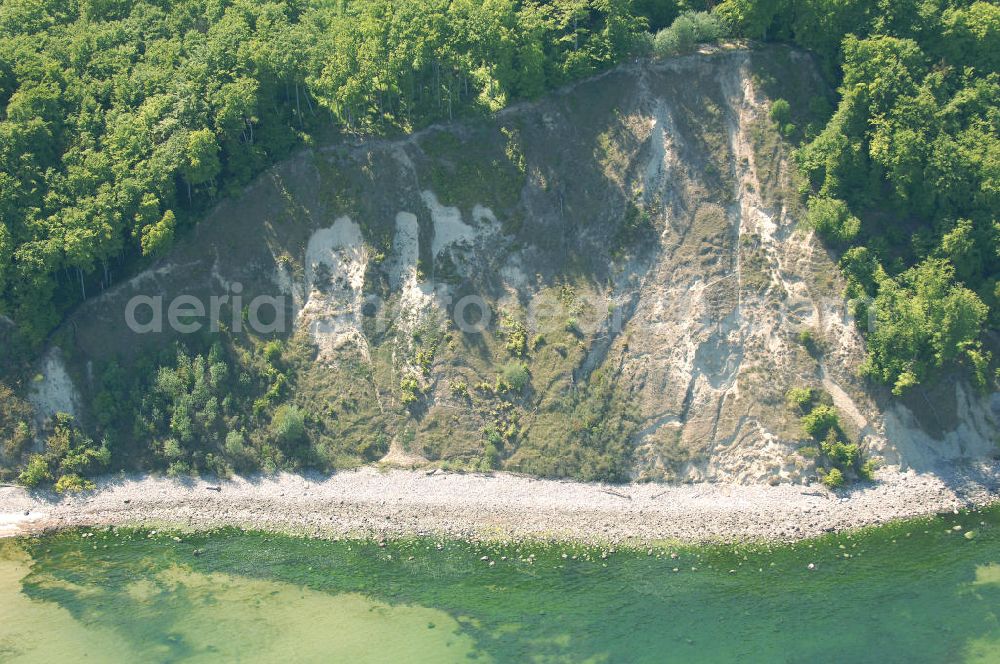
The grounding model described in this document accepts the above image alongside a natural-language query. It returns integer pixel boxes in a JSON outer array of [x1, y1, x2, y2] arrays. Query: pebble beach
[[3, 463, 1000, 544]]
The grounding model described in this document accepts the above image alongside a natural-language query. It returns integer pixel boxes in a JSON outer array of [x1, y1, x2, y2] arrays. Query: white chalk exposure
[[28, 348, 81, 424], [421, 191, 477, 259], [299, 216, 370, 359], [390, 211, 435, 331]]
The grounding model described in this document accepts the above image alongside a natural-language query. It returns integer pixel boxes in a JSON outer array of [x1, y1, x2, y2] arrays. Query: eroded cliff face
[[39, 46, 998, 482]]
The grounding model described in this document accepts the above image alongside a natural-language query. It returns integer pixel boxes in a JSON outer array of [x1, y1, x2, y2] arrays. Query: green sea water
[[2, 507, 1000, 663]]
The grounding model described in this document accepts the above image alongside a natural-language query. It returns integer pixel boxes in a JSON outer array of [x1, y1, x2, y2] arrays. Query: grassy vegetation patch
[[418, 129, 526, 227]]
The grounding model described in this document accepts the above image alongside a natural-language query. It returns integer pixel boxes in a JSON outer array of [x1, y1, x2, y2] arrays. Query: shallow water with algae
[[2, 506, 1000, 662]]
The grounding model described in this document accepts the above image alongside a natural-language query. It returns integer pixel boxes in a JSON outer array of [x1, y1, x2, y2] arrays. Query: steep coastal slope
[[22, 46, 999, 483]]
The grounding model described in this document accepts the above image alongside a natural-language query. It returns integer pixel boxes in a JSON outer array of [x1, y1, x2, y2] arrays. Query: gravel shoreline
[[3, 463, 1000, 544]]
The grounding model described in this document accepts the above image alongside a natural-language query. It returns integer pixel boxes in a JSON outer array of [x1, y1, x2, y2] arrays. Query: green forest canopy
[[0, 0, 997, 398]]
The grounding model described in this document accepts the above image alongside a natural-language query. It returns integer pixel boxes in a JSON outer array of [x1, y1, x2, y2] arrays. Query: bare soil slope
[[30, 45, 999, 483]]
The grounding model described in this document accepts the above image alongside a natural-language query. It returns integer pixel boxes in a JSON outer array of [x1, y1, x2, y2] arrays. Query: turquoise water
[[2, 507, 1000, 662]]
